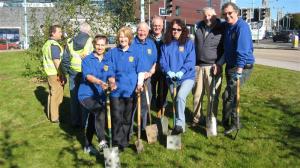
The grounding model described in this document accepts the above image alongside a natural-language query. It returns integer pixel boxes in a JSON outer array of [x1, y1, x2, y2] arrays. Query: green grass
[[0, 51, 299, 168]]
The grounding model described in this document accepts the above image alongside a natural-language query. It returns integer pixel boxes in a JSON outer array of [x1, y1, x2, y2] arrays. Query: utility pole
[[148, 0, 151, 25], [24, 0, 28, 49], [141, 0, 145, 22]]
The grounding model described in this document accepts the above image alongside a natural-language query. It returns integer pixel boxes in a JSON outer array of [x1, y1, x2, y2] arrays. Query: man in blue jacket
[[221, 2, 255, 135], [131, 22, 157, 131]]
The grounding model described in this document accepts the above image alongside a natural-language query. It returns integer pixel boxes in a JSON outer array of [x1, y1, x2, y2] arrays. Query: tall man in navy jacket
[[221, 2, 255, 134]]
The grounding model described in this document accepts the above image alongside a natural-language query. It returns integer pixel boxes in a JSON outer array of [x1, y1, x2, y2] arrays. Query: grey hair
[[221, 2, 239, 13], [79, 22, 91, 34], [202, 7, 216, 15], [151, 15, 163, 25], [137, 22, 150, 31]]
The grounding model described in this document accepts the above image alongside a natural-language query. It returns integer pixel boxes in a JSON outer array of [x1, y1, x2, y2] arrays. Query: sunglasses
[[172, 28, 182, 32], [222, 11, 234, 16]]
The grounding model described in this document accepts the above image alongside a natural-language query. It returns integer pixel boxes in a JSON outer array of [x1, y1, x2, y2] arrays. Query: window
[[176, 6, 181, 16]]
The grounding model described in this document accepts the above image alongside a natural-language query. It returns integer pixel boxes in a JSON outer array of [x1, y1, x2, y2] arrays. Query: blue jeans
[[222, 67, 253, 127], [169, 79, 194, 131], [69, 72, 87, 127]]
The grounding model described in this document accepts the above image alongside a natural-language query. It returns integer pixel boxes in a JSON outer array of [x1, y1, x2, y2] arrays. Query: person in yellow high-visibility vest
[[42, 24, 66, 123], [61, 22, 94, 128]]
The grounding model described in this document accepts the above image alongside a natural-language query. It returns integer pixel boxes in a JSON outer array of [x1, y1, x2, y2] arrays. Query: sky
[[235, 0, 300, 20]]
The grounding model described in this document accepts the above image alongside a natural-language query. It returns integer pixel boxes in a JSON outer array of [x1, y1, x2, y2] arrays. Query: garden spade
[[233, 78, 241, 140], [103, 89, 120, 168], [144, 83, 158, 144], [160, 107, 169, 136], [135, 91, 144, 153], [206, 76, 217, 137], [167, 80, 181, 150]]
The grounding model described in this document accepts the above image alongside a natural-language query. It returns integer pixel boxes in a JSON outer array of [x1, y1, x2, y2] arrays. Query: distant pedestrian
[[221, 2, 255, 135], [105, 26, 146, 151], [160, 19, 196, 134], [149, 16, 168, 118], [192, 7, 224, 130], [62, 22, 94, 128], [42, 24, 66, 123], [78, 35, 115, 154]]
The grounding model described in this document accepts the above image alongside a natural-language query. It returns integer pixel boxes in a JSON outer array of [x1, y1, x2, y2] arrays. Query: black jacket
[[194, 19, 225, 65]]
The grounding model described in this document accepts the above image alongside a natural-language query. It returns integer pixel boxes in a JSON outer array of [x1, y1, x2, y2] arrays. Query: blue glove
[[232, 72, 242, 81], [167, 71, 176, 79], [175, 71, 184, 79]]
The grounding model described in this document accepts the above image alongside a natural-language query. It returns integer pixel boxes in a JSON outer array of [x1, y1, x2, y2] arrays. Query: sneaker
[[98, 140, 108, 151], [172, 125, 183, 135], [84, 145, 98, 155]]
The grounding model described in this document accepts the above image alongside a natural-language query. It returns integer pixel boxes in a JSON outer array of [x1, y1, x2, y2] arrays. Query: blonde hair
[[116, 26, 134, 46]]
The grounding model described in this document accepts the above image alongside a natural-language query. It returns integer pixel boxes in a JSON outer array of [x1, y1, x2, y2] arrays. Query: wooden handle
[[236, 78, 240, 114]]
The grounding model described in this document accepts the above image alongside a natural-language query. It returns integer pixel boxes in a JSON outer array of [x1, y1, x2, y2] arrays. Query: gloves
[[175, 71, 184, 79], [232, 72, 242, 81], [167, 71, 176, 79]]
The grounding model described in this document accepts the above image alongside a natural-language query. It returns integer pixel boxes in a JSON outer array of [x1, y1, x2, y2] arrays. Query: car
[[272, 30, 293, 43], [0, 39, 20, 50], [264, 31, 273, 39]]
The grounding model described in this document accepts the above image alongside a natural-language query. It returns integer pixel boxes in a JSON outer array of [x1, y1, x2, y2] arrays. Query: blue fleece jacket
[[131, 37, 157, 71], [78, 53, 114, 102], [160, 39, 195, 84], [104, 45, 146, 98], [224, 18, 255, 68]]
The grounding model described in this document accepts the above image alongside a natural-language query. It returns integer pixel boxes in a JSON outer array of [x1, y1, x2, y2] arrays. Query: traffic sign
[[159, 7, 171, 16]]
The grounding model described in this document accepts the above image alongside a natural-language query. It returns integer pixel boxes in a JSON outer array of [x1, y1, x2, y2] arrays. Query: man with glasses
[[192, 7, 224, 134], [149, 16, 168, 118], [221, 2, 255, 135]]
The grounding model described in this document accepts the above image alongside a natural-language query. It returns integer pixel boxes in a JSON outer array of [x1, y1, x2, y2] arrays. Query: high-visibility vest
[[68, 37, 93, 72], [42, 40, 63, 76]]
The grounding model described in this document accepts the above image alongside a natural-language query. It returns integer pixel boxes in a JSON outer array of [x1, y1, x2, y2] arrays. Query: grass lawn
[[0, 51, 299, 168]]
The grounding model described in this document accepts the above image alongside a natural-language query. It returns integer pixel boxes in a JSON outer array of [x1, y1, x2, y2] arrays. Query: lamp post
[[24, 0, 28, 49], [141, 0, 145, 22]]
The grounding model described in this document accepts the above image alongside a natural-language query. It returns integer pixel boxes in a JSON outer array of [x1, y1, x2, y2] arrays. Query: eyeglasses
[[222, 11, 234, 16], [172, 28, 182, 32]]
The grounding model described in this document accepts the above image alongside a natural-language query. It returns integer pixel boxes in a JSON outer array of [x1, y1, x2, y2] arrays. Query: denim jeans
[[169, 79, 194, 131], [222, 67, 253, 126]]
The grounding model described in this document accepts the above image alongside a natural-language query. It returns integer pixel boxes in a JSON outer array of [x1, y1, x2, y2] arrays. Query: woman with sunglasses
[[160, 19, 196, 134]]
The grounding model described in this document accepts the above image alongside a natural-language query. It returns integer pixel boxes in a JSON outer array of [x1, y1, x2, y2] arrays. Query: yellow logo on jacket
[[129, 56, 134, 62], [179, 46, 184, 52], [147, 48, 152, 55], [103, 65, 109, 71]]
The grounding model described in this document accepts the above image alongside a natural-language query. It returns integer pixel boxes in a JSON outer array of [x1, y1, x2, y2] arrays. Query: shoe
[[84, 145, 98, 155], [172, 125, 183, 135], [224, 125, 238, 135], [98, 140, 108, 151]]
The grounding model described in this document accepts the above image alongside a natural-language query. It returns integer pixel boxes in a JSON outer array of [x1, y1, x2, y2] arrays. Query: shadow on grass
[[0, 122, 29, 168], [266, 97, 300, 159], [33, 85, 105, 166]]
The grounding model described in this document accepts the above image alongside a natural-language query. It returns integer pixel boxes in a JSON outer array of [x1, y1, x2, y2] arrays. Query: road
[[254, 48, 300, 71]]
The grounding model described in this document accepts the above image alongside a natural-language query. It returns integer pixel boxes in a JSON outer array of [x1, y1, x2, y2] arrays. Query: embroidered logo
[[147, 48, 152, 55], [103, 65, 109, 71], [129, 56, 134, 62], [179, 46, 184, 52]]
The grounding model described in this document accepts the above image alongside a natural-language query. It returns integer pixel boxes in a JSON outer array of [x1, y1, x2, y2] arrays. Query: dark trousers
[[110, 97, 134, 148], [222, 66, 253, 127], [151, 70, 168, 109], [79, 98, 106, 147]]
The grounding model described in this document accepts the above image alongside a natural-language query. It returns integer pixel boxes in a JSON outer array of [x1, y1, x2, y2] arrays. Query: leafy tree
[[291, 13, 300, 30]]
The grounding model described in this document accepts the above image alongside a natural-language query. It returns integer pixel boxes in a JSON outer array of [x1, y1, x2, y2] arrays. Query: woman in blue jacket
[[160, 19, 196, 134], [105, 26, 146, 151], [78, 35, 115, 154]]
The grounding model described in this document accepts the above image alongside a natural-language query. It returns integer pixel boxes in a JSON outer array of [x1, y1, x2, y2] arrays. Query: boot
[[224, 112, 240, 135]]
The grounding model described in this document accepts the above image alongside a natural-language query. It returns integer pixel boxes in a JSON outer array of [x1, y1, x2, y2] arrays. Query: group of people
[[42, 2, 255, 154]]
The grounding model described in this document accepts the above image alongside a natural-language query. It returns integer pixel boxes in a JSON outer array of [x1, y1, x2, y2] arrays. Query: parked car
[[264, 31, 273, 39], [0, 39, 20, 50], [272, 30, 293, 43]]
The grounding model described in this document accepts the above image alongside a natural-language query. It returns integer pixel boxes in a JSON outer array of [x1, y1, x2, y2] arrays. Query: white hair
[[202, 7, 216, 15], [137, 22, 150, 31], [80, 22, 91, 34]]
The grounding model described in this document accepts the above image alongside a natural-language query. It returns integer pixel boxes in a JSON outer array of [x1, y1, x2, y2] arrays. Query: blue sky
[[236, 0, 300, 20]]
